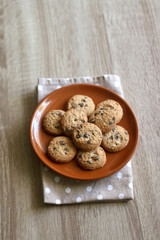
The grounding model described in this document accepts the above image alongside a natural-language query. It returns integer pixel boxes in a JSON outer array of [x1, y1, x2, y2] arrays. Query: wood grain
[[0, 0, 160, 239]]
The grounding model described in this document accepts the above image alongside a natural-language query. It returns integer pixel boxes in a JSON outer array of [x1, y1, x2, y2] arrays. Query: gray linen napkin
[[38, 75, 133, 204]]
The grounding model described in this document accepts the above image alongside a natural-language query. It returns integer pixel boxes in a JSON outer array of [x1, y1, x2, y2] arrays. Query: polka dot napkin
[[38, 75, 134, 204]]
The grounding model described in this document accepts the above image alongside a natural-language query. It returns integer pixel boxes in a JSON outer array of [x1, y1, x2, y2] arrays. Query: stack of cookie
[[43, 95, 129, 171]]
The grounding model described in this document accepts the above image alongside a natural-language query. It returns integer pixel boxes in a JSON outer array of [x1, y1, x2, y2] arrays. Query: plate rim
[[30, 83, 138, 180]]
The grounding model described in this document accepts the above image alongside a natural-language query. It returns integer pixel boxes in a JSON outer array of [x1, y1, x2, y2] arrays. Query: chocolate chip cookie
[[61, 109, 88, 136], [43, 110, 65, 135], [72, 123, 102, 151], [47, 136, 77, 163], [89, 108, 116, 133], [66, 95, 95, 116], [77, 147, 107, 170], [96, 99, 123, 124], [102, 125, 129, 152]]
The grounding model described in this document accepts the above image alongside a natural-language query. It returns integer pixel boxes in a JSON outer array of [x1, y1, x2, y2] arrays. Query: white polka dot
[[127, 161, 131, 167], [128, 182, 133, 189], [56, 85, 62, 89], [44, 166, 49, 171], [95, 83, 100, 85], [54, 176, 60, 183], [86, 186, 92, 192], [76, 197, 82, 203], [117, 172, 122, 179], [65, 187, 71, 193], [97, 195, 103, 200], [45, 187, 50, 194], [118, 193, 124, 199], [38, 85, 43, 91], [107, 185, 113, 191], [55, 199, 61, 204]]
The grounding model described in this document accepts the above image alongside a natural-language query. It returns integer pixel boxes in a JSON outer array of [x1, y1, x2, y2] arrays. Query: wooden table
[[1, 0, 160, 239]]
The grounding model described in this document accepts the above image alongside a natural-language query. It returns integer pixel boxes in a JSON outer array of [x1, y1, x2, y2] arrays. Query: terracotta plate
[[30, 84, 138, 180]]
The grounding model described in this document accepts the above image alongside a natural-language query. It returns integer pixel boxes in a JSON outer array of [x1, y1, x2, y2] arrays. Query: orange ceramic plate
[[30, 84, 138, 180]]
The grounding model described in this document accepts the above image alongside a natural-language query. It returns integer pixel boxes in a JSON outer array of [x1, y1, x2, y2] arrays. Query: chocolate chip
[[51, 112, 54, 115], [90, 118, 95, 123], [98, 111, 101, 114], [110, 106, 114, 109], [54, 126, 60, 129], [82, 99, 86, 102], [64, 148, 69, 152], [124, 138, 127, 141], [115, 136, 119, 140], [78, 103, 84, 107], [78, 154, 82, 159], [84, 133, 89, 138], [87, 140, 91, 144], [84, 104, 88, 107], [72, 105, 76, 109], [87, 160, 92, 164], [109, 121, 113, 125], [105, 108, 108, 111], [125, 131, 128, 135], [59, 112, 63, 116], [112, 128, 115, 132], [66, 129, 71, 132], [110, 135, 114, 140], [100, 108, 104, 110], [53, 147, 57, 151], [60, 141, 65, 145], [81, 120, 85, 123], [91, 156, 99, 161], [112, 117, 115, 121], [78, 125, 82, 129], [76, 134, 81, 138], [101, 113, 103, 115], [74, 118, 78, 121], [94, 113, 97, 116]]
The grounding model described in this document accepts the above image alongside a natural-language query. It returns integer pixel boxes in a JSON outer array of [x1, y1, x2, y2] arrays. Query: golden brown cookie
[[72, 123, 102, 151], [43, 110, 65, 135], [47, 136, 77, 163], [96, 99, 123, 124], [66, 95, 95, 116], [77, 147, 107, 170], [102, 125, 129, 152], [89, 108, 116, 133], [61, 109, 88, 136]]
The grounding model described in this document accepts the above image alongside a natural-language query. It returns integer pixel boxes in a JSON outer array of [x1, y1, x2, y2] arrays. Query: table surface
[[0, 0, 160, 239]]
